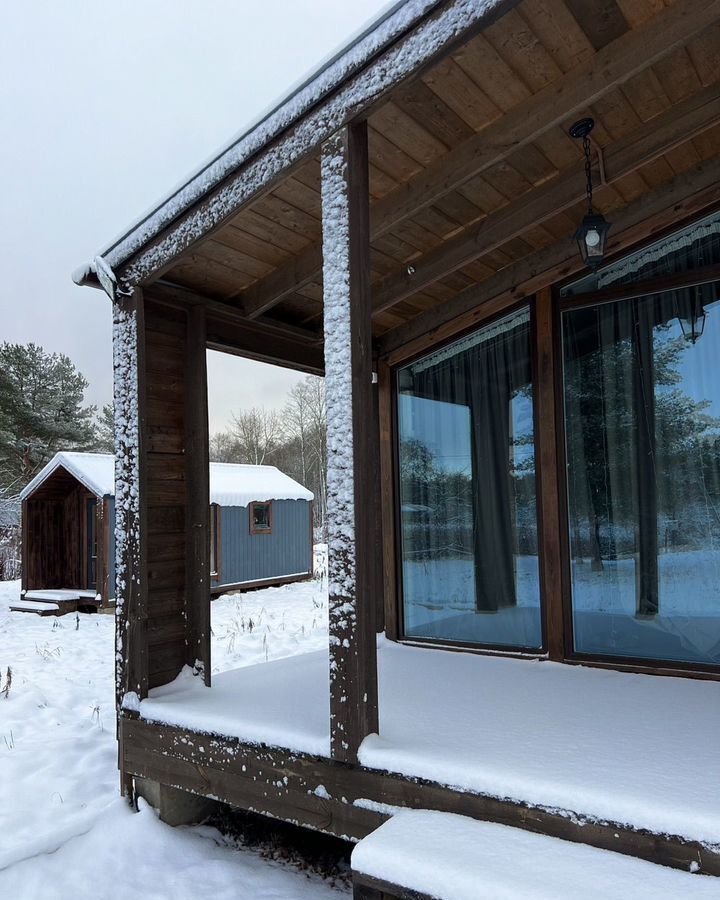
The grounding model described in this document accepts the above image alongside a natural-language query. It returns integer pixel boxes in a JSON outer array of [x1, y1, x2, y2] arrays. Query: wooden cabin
[[16, 452, 312, 615], [74, 0, 720, 891]]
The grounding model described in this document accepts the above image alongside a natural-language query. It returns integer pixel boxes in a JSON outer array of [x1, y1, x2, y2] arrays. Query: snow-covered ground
[[0, 563, 344, 899]]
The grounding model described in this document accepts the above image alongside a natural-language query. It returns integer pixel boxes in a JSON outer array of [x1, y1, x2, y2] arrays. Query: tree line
[[209, 376, 328, 533]]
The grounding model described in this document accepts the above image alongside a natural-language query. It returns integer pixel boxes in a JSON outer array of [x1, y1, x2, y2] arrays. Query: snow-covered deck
[[136, 637, 720, 846]]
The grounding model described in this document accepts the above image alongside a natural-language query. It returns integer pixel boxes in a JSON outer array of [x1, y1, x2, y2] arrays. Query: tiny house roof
[[20, 452, 313, 506]]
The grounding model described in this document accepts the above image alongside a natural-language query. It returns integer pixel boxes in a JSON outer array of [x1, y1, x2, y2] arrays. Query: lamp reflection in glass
[[678, 288, 707, 344], [569, 117, 611, 270]]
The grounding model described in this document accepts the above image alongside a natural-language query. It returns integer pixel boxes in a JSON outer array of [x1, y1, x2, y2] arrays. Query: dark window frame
[[384, 209, 720, 681], [250, 500, 273, 535], [392, 299, 548, 658], [554, 265, 720, 678]]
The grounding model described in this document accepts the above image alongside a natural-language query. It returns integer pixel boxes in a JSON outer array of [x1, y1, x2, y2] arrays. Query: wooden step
[[10, 599, 62, 616], [351, 810, 719, 900]]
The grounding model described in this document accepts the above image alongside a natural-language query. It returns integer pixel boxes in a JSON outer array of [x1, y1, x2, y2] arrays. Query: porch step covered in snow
[[9, 599, 61, 616], [11, 589, 100, 616], [351, 810, 719, 900]]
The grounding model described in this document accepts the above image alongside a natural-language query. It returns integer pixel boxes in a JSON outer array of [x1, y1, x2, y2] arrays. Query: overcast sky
[[0, 0, 390, 433]]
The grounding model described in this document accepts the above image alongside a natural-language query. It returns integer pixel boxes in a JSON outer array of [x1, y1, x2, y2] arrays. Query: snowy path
[[0, 574, 345, 899]]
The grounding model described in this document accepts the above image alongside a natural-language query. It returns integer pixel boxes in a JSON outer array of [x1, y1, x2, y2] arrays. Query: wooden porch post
[[321, 121, 379, 763], [184, 304, 211, 684], [113, 287, 148, 711]]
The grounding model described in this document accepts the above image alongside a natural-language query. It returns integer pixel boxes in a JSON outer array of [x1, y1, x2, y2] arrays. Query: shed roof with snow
[[20, 452, 313, 507]]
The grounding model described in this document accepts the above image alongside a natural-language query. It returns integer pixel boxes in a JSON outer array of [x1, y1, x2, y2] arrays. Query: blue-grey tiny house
[[207, 462, 314, 594], [16, 452, 313, 615]]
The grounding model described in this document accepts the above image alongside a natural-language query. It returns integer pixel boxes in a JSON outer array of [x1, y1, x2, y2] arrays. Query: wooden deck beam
[[321, 122, 380, 763], [238, 0, 720, 320], [120, 717, 720, 877], [144, 281, 325, 374]]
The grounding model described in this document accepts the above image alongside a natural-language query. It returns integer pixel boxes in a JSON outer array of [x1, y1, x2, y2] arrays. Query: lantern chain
[[583, 134, 594, 214]]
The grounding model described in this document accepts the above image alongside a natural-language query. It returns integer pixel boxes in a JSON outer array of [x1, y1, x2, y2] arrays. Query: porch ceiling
[[151, 0, 720, 350]]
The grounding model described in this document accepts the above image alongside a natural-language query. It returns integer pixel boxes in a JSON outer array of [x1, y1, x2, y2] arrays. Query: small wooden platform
[[11, 589, 100, 616]]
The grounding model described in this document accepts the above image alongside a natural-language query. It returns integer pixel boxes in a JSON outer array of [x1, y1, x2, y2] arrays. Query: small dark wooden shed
[[17, 452, 313, 614]]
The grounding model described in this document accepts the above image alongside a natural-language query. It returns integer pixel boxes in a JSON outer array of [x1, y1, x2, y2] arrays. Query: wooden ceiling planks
[[159, 0, 720, 347]]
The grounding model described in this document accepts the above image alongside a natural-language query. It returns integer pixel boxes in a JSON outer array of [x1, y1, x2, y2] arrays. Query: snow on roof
[[209, 462, 313, 506], [20, 452, 116, 501], [20, 452, 313, 506], [71, 0, 457, 282]]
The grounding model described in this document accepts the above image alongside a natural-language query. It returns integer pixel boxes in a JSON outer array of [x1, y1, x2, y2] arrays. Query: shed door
[[86, 498, 97, 591]]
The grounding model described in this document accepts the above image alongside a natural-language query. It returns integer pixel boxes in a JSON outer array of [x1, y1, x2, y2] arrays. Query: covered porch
[[73, 0, 720, 882], [123, 639, 720, 868]]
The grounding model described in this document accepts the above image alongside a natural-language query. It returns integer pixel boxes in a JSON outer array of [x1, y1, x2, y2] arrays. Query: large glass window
[[562, 212, 720, 666], [397, 307, 542, 649]]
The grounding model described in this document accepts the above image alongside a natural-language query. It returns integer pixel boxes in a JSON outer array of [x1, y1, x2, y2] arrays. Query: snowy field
[[0, 555, 346, 900]]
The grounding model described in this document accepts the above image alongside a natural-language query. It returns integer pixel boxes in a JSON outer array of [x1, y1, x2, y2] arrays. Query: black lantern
[[569, 118, 611, 269]]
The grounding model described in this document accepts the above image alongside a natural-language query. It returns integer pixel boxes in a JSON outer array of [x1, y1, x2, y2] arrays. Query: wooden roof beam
[[377, 156, 720, 362], [370, 77, 720, 315], [143, 281, 324, 375]]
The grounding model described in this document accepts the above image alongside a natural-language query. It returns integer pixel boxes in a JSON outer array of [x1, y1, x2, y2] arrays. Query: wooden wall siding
[[321, 122, 380, 763], [219, 501, 312, 587], [156, 0, 720, 339], [22, 472, 92, 592], [184, 304, 210, 685], [106, 496, 116, 604], [143, 300, 190, 690]]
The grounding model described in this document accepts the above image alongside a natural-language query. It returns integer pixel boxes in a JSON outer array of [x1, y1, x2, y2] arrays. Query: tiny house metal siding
[[219, 499, 311, 587]]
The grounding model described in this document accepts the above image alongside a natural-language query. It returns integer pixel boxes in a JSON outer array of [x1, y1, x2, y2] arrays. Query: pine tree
[[0, 343, 98, 491]]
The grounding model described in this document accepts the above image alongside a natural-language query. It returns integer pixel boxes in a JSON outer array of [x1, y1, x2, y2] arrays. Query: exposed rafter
[[370, 78, 720, 314], [377, 157, 720, 362]]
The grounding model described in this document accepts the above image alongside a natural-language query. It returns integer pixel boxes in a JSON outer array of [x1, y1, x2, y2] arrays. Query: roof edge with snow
[[73, 0, 507, 287], [20, 452, 314, 507]]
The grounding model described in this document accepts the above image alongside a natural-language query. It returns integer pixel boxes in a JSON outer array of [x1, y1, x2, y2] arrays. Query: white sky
[[0, 0, 391, 433]]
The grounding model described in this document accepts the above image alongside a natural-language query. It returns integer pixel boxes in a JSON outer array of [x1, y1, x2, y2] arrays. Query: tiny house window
[[250, 501, 272, 535]]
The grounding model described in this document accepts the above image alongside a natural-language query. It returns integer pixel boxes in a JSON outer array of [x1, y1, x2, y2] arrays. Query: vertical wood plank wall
[[115, 290, 211, 707], [143, 300, 187, 688]]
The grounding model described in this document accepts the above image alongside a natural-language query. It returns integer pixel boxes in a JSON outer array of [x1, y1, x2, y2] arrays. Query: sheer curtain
[[398, 307, 541, 649]]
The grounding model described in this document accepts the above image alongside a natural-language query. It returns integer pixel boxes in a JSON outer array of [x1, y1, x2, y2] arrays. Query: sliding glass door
[[561, 214, 720, 667], [396, 306, 542, 650]]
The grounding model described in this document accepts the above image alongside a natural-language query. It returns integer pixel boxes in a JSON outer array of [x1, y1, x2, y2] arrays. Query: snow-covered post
[[113, 288, 148, 715], [321, 121, 379, 763]]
